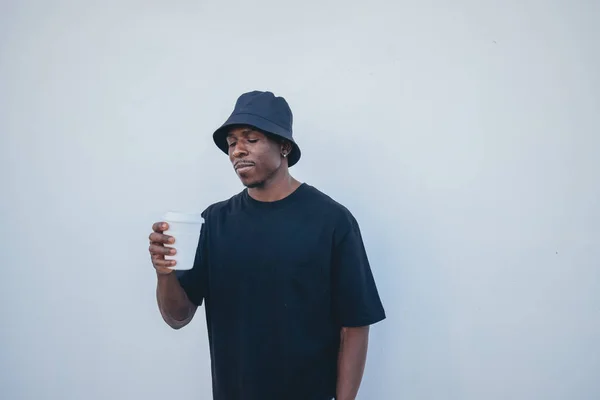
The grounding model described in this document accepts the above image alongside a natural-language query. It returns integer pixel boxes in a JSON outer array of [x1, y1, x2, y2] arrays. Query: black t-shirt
[[177, 183, 386, 400]]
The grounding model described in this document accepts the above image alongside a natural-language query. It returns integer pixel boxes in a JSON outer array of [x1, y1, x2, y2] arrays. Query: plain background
[[1, 1, 599, 399]]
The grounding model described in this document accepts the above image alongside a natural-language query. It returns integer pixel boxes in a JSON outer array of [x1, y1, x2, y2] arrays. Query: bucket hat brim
[[213, 112, 301, 167]]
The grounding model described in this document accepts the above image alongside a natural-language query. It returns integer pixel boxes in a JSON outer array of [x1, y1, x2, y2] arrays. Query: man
[[149, 91, 386, 400]]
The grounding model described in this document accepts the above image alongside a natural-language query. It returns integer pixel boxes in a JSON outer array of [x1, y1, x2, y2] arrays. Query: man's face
[[227, 126, 286, 188]]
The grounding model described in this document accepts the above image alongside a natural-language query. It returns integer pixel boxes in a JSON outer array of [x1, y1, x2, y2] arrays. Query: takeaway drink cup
[[162, 211, 204, 271]]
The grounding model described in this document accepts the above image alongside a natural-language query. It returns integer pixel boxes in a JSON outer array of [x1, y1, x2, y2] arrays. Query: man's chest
[[205, 211, 334, 293]]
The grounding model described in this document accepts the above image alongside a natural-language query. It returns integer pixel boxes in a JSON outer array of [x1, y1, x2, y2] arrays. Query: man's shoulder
[[304, 184, 346, 209], [302, 184, 357, 225], [201, 190, 245, 218]]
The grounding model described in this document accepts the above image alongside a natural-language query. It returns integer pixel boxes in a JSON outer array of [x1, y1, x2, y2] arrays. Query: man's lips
[[234, 161, 255, 170]]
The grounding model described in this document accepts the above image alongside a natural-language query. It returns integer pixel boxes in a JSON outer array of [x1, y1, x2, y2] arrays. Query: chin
[[240, 177, 265, 188], [244, 180, 265, 189]]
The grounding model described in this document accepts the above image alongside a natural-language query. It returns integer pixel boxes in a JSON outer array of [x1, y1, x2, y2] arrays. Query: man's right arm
[[150, 222, 197, 329], [156, 272, 197, 329]]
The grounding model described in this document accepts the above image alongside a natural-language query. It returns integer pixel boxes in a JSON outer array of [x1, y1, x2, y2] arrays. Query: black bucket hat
[[212, 91, 302, 167]]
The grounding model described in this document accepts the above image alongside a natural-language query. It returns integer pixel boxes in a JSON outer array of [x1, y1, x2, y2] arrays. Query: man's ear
[[281, 140, 293, 155]]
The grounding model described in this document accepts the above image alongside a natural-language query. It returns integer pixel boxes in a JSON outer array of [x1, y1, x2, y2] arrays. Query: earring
[[282, 152, 288, 157]]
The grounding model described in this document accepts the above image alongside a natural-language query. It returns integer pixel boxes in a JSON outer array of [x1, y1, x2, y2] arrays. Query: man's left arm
[[331, 212, 386, 400], [336, 325, 370, 400]]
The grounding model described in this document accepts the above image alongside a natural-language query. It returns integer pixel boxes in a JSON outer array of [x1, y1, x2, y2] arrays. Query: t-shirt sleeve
[[331, 213, 386, 327], [176, 215, 208, 307]]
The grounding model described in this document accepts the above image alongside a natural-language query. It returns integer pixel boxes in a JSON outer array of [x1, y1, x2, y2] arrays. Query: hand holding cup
[[149, 222, 177, 275]]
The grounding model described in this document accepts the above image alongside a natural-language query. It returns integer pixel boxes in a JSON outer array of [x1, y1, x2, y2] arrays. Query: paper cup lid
[[163, 211, 204, 224]]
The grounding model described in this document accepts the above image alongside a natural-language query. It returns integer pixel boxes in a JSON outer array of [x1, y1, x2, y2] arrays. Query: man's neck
[[248, 170, 302, 202]]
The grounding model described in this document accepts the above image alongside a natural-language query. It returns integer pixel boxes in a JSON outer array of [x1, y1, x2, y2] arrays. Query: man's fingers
[[152, 222, 169, 233], [149, 244, 176, 256], [149, 232, 175, 244], [154, 258, 176, 268], [149, 222, 176, 271]]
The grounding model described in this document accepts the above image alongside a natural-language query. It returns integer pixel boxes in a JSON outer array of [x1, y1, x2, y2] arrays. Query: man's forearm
[[156, 273, 196, 329], [336, 325, 370, 400]]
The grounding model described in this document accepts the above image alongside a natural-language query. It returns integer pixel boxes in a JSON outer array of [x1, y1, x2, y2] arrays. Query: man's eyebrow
[[227, 128, 255, 138]]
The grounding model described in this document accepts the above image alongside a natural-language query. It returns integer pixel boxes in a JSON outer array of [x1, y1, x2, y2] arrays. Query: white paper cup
[[162, 211, 204, 271]]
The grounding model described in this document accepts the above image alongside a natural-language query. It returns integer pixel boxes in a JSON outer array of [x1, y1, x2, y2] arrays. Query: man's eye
[[228, 142, 236, 147], [248, 139, 258, 143]]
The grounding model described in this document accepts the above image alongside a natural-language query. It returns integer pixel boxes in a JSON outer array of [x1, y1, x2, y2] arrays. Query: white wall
[[1, 1, 599, 399]]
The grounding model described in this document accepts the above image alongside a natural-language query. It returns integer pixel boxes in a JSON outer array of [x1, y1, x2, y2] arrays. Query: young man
[[149, 91, 386, 400]]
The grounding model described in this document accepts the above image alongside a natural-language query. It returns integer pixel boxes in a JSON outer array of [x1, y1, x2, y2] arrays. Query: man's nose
[[232, 142, 248, 158]]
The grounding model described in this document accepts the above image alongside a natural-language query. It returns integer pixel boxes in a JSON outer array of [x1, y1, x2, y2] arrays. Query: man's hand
[[149, 222, 177, 275]]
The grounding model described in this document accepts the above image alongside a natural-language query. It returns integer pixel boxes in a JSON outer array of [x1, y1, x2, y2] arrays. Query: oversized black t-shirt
[[177, 183, 385, 400]]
